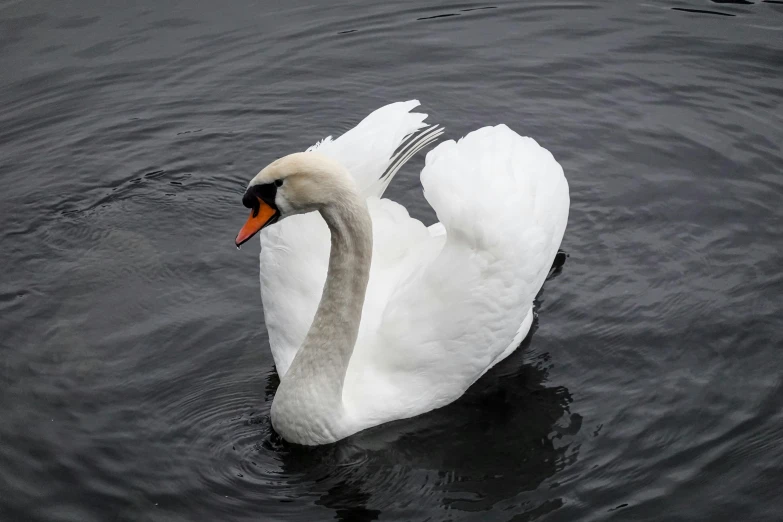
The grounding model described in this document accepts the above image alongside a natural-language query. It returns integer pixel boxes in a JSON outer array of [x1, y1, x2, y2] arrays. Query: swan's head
[[235, 151, 355, 246]]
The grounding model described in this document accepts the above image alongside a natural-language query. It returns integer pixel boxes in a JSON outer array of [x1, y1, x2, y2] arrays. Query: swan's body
[[238, 101, 569, 445]]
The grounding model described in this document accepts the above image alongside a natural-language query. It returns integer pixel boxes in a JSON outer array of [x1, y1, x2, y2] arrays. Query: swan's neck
[[271, 191, 372, 443], [303, 197, 373, 387]]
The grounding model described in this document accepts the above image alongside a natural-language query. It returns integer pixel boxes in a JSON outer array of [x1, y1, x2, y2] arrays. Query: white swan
[[235, 101, 569, 445]]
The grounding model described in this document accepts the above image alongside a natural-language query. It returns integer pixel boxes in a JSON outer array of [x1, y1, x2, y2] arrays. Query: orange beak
[[235, 198, 279, 247]]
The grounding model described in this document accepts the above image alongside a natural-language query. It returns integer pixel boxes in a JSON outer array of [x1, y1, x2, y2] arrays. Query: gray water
[[1, 1, 782, 521]]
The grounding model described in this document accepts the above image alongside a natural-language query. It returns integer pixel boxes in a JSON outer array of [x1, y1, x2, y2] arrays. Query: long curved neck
[[275, 189, 372, 428]]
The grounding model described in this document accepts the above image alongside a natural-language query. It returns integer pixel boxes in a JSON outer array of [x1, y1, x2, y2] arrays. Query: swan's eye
[[244, 182, 279, 212], [274, 179, 283, 187]]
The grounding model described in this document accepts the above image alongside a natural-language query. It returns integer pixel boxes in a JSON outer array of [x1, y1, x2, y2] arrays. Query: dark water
[[1, 0, 782, 520]]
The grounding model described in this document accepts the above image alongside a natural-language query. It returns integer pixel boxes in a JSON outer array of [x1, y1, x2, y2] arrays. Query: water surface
[[1, 1, 782, 520]]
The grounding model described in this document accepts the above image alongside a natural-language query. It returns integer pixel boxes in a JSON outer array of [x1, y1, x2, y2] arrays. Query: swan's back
[[343, 125, 569, 429]]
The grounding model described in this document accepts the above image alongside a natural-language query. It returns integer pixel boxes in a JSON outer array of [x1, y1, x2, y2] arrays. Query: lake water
[[1, 1, 782, 521]]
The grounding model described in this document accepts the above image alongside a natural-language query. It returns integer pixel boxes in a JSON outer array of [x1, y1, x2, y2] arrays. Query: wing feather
[[344, 125, 569, 424]]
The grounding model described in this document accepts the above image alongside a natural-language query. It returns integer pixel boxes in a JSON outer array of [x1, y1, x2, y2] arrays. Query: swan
[[235, 101, 569, 445]]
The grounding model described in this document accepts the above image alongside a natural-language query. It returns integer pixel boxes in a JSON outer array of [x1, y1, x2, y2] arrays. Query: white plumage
[[252, 100, 569, 443]]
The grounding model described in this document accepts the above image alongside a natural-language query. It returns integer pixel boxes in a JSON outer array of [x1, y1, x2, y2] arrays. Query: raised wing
[[344, 125, 570, 424]]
